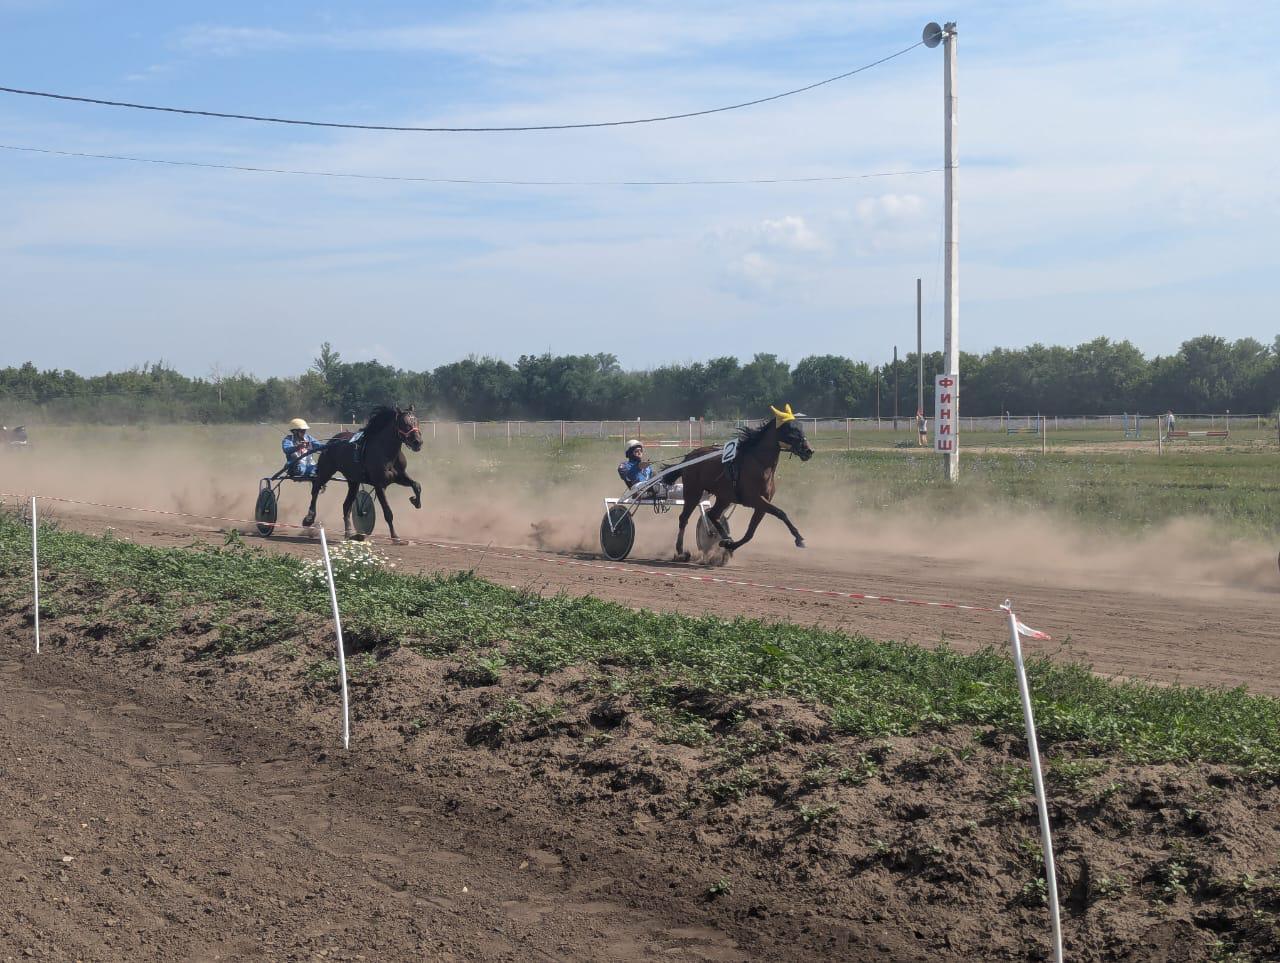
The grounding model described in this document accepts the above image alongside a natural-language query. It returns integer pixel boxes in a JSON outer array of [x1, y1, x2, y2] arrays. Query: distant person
[[1166, 410, 1176, 436], [916, 410, 928, 447], [282, 418, 322, 479]]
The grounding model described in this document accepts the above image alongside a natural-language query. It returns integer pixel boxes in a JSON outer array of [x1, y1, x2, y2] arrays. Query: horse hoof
[[675, 552, 692, 563], [391, 537, 409, 546], [719, 538, 735, 550], [795, 538, 806, 548], [411, 496, 422, 509]]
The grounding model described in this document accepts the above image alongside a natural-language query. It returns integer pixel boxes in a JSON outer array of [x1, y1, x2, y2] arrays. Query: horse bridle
[[397, 416, 421, 441]]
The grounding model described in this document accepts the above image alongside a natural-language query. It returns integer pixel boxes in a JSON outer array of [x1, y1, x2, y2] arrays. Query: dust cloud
[[2, 426, 1274, 602]]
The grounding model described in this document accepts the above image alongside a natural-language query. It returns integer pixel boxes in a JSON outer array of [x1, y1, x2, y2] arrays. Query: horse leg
[[375, 486, 406, 544], [341, 481, 360, 540], [674, 497, 698, 562], [761, 499, 806, 548], [393, 470, 423, 509], [301, 462, 336, 528], [706, 497, 732, 542], [723, 507, 766, 553]]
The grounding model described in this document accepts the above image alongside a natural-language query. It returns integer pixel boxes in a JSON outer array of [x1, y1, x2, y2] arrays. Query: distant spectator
[[916, 410, 928, 447]]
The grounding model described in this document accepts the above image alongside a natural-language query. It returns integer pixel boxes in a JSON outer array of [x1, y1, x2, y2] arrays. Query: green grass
[[4, 511, 1280, 774], [807, 447, 1280, 536]]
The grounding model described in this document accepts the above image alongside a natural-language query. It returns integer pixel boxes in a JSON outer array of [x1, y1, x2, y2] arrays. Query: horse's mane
[[734, 417, 776, 452], [363, 405, 399, 434]]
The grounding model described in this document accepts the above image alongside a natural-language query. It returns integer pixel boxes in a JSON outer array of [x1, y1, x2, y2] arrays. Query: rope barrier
[[418, 538, 1051, 638], [0, 490, 315, 533]]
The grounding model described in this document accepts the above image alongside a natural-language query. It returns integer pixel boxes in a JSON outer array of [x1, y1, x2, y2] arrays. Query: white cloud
[[758, 215, 824, 252], [852, 193, 924, 225]]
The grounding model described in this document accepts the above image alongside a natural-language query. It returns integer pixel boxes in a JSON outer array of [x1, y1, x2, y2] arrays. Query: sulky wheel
[[254, 485, 278, 536], [695, 512, 731, 554], [599, 506, 636, 561], [353, 487, 377, 538]]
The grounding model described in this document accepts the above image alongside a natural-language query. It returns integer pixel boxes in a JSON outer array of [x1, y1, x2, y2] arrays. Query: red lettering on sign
[[937, 439, 953, 451], [938, 377, 955, 387], [939, 408, 951, 420], [939, 425, 951, 435], [939, 391, 952, 403]]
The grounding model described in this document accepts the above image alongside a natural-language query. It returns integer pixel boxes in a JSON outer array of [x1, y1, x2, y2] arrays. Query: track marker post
[[31, 496, 41, 654], [1002, 600, 1063, 963], [317, 526, 351, 751]]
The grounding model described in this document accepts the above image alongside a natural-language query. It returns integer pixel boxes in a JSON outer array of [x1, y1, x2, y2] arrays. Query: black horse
[[302, 405, 424, 542]]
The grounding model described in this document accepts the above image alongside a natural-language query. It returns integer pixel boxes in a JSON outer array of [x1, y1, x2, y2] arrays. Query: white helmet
[[289, 418, 310, 431], [625, 438, 642, 452]]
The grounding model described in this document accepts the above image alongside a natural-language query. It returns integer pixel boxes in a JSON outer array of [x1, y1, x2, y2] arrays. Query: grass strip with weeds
[[2, 510, 1279, 774]]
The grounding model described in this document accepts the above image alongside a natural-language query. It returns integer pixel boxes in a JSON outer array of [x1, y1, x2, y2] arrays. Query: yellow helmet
[[288, 418, 310, 431]]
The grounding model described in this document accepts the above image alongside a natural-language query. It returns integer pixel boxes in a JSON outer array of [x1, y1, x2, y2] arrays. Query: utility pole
[[916, 277, 924, 418], [875, 370, 881, 425], [925, 21, 960, 482], [893, 345, 900, 430]]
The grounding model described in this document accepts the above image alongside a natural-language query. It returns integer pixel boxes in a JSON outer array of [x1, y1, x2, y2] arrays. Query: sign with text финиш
[[934, 373, 958, 452]]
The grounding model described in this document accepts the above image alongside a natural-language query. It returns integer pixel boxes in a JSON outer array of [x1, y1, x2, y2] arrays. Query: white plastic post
[[1002, 601, 1063, 963], [31, 496, 40, 654], [317, 526, 351, 751]]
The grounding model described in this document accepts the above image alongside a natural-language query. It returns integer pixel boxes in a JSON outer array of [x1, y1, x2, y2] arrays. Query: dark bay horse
[[663, 405, 814, 561], [302, 405, 424, 542]]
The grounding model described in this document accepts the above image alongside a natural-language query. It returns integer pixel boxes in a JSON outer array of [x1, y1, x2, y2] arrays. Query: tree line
[[1, 335, 1277, 425]]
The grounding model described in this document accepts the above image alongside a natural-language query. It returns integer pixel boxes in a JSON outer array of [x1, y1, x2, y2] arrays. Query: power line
[[0, 40, 923, 133], [0, 143, 942, 187]]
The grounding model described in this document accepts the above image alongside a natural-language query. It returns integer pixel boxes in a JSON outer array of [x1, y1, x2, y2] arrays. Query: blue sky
[[1, 1, 1277, 377]]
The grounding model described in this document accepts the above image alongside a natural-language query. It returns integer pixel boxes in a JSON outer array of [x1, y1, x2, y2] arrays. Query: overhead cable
[[0, 143, 942, 187], [0, 40, 923, 133]]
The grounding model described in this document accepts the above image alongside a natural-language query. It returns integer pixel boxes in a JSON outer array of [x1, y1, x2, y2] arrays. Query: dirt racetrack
[[48, 500, 1280, 697]]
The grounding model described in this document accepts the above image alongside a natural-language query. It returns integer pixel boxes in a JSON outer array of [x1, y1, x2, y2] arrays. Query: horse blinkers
[[780, 420, 814, 461]]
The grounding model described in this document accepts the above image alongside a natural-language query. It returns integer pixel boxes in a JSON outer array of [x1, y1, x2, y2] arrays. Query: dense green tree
[[2, 334, 1278, 423]]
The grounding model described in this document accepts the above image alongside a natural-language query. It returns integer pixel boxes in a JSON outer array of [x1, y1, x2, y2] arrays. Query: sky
[[0, 0, 1277, 378]]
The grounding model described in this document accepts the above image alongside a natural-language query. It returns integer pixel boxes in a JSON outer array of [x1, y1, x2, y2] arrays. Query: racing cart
[[254, 466, 377, 538], [599, 451, 732, 562]]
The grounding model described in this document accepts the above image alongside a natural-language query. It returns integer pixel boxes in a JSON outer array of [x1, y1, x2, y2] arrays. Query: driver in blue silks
[[282, 417, 323, 479], [617, 439, 652, 488]]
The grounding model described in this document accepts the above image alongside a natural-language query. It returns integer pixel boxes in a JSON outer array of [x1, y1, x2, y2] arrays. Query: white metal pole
[[31, 496, 40, 654], [1003, 602, 1063, 963], [942, 22, 960, 482], [317, 526, 351, 751]]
